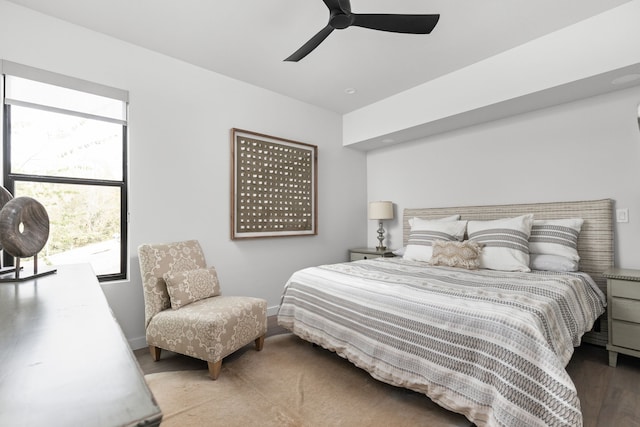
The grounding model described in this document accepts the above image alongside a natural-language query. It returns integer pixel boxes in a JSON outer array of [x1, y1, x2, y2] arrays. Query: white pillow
[[408, 215, 460, 229], [468, 214, 534, 272], [530, 254, 579, 272], [392, 247, 405, 257], [529, 218, 583, 262], [403, 220, 467, 262]]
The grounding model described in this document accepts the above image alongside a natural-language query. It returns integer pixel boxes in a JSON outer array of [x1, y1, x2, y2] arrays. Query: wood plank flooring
[[135, 316, 640, 426]]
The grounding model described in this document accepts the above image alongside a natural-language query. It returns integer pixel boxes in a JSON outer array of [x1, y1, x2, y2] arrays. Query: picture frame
[[230, 128, 318, 239]]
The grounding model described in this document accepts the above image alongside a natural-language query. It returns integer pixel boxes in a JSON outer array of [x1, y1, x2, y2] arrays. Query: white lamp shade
[[368, 201, 394, 220]]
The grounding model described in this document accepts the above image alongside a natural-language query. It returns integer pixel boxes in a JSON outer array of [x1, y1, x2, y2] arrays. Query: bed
[[277, 199, 613, 427]]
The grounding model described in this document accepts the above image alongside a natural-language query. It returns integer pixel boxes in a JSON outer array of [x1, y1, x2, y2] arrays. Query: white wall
[[367, 86, 640, 269], [0, 1, 367, 348]]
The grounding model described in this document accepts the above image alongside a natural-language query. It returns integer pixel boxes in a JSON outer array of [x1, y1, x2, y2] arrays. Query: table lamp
[[368, 201, 394, 251]]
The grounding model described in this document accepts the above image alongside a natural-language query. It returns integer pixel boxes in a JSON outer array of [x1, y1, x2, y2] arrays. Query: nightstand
[[603, 268, 640, 367], [349, 248, 395, 261]]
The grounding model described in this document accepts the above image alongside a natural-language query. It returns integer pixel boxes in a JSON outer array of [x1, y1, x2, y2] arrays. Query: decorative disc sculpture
[[0, 187, 14, 274], [0, 196, 55, 280], [0, 187, 13, 254]]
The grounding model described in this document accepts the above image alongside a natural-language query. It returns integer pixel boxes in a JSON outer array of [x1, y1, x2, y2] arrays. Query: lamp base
[[376, 221, 386, 252]]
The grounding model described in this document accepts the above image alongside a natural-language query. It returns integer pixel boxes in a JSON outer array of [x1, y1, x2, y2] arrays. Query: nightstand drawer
[[611, 279, 640, 299], [611, 321, 640, 350], [349, 248, 394, 262], [612, 298, 640, 323], [350, 252, 380, 261], [604, 268, 640, 366]]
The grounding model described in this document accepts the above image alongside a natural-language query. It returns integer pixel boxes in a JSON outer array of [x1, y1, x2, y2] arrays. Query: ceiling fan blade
[[337, 0, 351, 13], [352, 14, 440, 34], [284, 25, 334, 62], [322, 0, 344, 12]]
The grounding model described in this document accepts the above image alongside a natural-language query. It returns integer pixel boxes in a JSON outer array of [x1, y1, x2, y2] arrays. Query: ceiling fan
[[285, 0, 440, 62]]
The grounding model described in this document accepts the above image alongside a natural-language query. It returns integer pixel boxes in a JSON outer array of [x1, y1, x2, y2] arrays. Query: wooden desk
[[0, 264, 162, 426]]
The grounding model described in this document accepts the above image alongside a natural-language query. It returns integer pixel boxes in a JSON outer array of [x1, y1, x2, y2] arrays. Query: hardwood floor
[[135, 316, 640, 426], [566, 344, 640, 427]]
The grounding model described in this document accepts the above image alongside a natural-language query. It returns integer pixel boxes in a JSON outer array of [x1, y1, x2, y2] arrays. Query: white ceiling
[[5, 0, 632, 114]]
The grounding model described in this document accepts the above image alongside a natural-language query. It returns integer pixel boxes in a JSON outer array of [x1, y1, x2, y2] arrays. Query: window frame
[[1, 61, 129, 282]]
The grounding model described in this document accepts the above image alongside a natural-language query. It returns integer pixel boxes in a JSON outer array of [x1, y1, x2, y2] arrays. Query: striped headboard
[[403, 199, 614, 346]]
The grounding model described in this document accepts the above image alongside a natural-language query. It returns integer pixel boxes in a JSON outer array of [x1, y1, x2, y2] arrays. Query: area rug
[[144, 333, 472, 427]]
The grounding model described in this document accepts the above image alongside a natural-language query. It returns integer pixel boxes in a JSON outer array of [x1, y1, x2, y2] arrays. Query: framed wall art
[[230, 128, 318, 239]]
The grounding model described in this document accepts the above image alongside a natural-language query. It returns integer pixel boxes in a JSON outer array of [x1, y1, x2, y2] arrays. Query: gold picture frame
[[230, 128, 318, 239]]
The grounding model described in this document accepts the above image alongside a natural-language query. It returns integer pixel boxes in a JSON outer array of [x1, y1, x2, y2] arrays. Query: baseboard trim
[[268, 305, 279, 316], [129, 335, 148, 351]]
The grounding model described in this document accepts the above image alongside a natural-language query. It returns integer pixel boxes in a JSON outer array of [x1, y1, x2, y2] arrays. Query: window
[[1, 61, 128, 281]]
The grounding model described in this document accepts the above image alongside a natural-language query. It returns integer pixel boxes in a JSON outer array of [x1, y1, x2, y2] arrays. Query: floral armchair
[[138, 240, 267, 379]]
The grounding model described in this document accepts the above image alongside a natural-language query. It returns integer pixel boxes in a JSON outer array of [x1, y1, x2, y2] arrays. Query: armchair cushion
[[146, 296, 267, 363], [163, 267, 221, 309]]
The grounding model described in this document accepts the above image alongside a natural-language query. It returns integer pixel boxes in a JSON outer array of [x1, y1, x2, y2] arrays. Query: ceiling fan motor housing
[[330, 11, 353, 29]]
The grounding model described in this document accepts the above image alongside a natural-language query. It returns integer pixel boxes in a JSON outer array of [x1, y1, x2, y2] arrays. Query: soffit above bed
[[343, 1, 640, 150]]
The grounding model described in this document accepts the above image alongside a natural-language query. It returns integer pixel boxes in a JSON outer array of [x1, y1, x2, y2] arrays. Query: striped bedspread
[[277, 258, 606, 427]]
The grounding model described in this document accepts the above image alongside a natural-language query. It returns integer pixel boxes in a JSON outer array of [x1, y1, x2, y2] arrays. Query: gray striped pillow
[[468, 214, 534, 272], [403, 220, 467, 262], [529, 218, 583, 261]]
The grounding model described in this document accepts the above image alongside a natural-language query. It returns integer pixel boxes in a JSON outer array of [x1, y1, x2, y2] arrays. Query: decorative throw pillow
[[403, 220, 467, 262], [430, 240, 483, 270], [163, 267, 221, 309], [468, 214, 534, 272], [529, 254, 579, 272], [528, 218, 583, 262]]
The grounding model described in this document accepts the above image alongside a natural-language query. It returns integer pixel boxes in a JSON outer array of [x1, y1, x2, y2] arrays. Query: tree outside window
[[2, 69, 128, 281]]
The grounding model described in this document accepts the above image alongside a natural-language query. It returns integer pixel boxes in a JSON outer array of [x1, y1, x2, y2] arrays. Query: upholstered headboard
[[403, 199, 614, 346]]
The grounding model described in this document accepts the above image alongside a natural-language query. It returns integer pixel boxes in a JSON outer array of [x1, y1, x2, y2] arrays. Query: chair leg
[[149, 345, 161, 361], [208, 360, 222, 380], [255, 334, 265, 351]]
